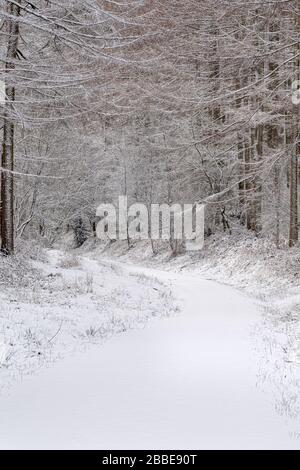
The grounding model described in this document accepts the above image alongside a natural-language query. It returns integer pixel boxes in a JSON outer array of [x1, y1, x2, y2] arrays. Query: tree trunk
[[289, 149, 298, 247], [288, 8, 300, 248], [254, 124, 263, 233], [0, 2, 21, 255], [238, 134, 246, 225], [274, 162, 281, 248]]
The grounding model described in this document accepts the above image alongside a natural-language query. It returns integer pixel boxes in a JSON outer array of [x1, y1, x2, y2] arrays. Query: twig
[[48, 321, 63, 344]]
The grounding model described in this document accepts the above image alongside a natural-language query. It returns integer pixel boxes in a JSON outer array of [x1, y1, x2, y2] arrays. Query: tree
[[0, 1, 21, 255]]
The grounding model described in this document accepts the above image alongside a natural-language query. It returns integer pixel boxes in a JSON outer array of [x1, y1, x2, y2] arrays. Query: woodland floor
[[0, 239, 300, 449]]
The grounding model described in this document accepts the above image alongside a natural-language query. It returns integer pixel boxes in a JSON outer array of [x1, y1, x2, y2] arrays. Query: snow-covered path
[[0, 261, 298, 450]]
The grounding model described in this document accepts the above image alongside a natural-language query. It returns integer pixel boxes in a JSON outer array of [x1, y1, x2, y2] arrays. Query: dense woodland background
[[1, 0, 300, 256]]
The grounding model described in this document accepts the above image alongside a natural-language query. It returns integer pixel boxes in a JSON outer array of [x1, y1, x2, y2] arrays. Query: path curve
[[0, 262, 298, 449]]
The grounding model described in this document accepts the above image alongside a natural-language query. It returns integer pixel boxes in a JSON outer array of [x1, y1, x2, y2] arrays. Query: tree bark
[[288, 7, 300, 248], [0, 2, 21, 255], [289, 148, 298, 247]]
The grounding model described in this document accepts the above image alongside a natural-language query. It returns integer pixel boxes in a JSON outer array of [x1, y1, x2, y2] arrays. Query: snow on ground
[[83, 234, 300, 428], [0, 249, 178, 393], [0, 260, 299, 449], [1, 237, 300, 449]]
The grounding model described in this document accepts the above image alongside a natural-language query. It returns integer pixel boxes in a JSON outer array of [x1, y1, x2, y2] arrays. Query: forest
[[1, 0, 299, 253], [1, 0, 300, 452]]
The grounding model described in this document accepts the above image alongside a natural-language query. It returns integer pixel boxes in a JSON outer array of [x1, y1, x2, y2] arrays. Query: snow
[[0, 257, 300, 449], [0, 250, 177, 393], [94, 236, 300, 410]]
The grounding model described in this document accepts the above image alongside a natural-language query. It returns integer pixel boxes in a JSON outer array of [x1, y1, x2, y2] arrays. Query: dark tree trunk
[[289, 145, 299, 247], [0, 2, 21, 255], [289, 9, 300, 248]]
